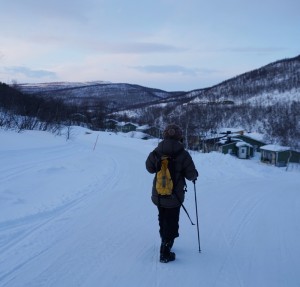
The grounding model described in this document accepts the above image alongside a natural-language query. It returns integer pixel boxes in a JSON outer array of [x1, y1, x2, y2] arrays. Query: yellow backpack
[[156, 156, 174, 196]]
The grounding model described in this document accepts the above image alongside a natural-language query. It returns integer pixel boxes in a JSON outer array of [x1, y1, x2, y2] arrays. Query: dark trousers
[[157, 206, 180, 241]]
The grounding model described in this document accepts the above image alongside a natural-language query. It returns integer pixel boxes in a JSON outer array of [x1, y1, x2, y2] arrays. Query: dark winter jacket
[[146, 139, 198, 208]]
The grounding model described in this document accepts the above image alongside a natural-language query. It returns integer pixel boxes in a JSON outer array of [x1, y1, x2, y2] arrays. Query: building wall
[[290, 151, 300, 163], [261, 149, 299, 166], [220, 143, 237, 155]]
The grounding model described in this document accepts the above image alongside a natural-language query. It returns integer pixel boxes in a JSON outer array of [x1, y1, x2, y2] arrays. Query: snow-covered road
[[0, 128, 299, 287]]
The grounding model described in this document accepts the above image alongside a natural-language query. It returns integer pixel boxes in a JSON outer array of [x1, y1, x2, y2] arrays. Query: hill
[[185, 54, 300, 106], [16, 81, 184, 111], [15, 55, 300, 112], [2, 55, 300, 149]]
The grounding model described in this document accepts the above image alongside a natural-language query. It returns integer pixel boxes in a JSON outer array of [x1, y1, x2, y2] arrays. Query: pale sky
[[0, 0, 299, 91]]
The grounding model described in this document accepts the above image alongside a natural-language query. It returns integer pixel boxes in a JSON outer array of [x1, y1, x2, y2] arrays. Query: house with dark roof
[[235, 134, 266, 152], [218, 137, 254, 159]]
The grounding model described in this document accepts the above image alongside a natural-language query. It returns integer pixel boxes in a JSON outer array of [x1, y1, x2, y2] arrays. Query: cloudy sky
[[0, 0, 299, 91]]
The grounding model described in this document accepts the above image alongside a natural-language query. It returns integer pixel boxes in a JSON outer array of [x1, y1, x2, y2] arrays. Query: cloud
[[4, 66, 57, 79], [132, 65, 216, 77], [219, 46, 287, 53], [91, 42, 186, 54]]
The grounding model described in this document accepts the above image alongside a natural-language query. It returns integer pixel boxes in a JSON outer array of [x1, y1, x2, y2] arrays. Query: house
[[260, 145, 300, 167], [260, 145, 290, 167], [219, 141, 236, 155], [116, 122, 138, 133], [189, 130, 232, 152], [218, 139, 254, 159], [235, 134, 266, 152], [197, 134, 226, 152], [185, 128, 245, 152], [103, 119, 118, 131], [136, 125, 162, 139]]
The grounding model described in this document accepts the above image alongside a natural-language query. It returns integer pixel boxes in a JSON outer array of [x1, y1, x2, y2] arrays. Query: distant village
[[104, 119, 300, 168]]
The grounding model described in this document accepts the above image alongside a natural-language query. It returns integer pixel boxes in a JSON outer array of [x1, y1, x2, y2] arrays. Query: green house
[[116, 122, 138, 133], [260, 145, 298, 167], [236, 135, 266, 152], [218, 141, 237, 155], [104, 119, 118, 131], [219, 140, 254, 159]]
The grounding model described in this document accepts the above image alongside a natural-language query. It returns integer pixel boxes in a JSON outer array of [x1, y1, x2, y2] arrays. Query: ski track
[[0, 137, 120, 286], [0, 134, 155, 287], [1, 130, 300, 287], [0, 143, 77, 182], [213, 189, 265, 287]]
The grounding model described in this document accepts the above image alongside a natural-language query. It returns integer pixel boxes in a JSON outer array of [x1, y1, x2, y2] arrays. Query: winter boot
[[160, 239, 174, 253], [160, 240, 175, 263]]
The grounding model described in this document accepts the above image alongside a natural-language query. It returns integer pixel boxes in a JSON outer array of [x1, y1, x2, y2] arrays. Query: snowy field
[[0, 127, 300, 287]]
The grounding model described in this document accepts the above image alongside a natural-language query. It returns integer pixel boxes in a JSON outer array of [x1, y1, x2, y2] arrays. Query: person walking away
[[145, 124, 198, 263]]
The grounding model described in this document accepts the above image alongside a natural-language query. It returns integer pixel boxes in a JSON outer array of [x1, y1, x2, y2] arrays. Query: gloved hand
[[192, 170, 198, 184]]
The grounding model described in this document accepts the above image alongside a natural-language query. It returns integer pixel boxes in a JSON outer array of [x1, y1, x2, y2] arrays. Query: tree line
[[0, 82, 107, 134], [133, 100, 300, 151], [1, 81, 299, 150]]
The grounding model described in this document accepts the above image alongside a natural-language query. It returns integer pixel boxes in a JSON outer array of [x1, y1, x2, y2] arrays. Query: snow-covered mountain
[[186, 54, 300, 106], [17, 81, 182, 110], [15, 55, 300, 112]]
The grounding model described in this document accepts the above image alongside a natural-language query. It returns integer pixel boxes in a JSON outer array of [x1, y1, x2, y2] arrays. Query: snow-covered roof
[[236, 141, 253, 148], [242, 132, 265, 142], [218, 139, 227, 144], [260, 144, 290, 152], [116, 122, 138, 127], [136, 124, 150, 131]]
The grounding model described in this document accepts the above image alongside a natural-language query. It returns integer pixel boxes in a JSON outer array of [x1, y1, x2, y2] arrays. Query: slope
[[0, 128, 299, 287], [16, 82, 175, 110], [186, 54, 300, 105]]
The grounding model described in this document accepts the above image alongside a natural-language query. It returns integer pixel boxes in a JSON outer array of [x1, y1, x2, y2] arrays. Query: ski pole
[[193, 180, 201, 253], [93, 134, 99, 151]]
